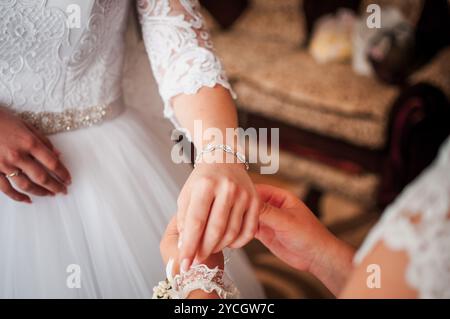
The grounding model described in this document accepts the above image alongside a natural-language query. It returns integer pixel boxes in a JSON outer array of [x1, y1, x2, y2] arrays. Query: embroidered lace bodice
[[355, 136, 450, 298], [0, 0, 231, 128]]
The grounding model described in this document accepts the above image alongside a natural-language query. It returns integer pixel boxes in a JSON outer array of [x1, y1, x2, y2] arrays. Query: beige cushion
[[234, 80, 391, 149], [214, 32, 295, 79], [231, 0, 305, 45], [213, 31, 399, 148], [241, 50, 398, 122]]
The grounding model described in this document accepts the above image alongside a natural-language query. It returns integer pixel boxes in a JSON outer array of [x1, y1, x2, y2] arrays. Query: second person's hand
[[255, 184, 355, 295], [255, 184, 332, 272]]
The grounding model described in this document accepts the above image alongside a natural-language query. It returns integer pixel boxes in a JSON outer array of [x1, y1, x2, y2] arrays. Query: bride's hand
[[0, 107, 71, 203], [176, 153, 260, 271]]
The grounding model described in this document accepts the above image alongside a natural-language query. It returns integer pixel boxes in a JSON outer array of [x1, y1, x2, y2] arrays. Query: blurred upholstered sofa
[[201, 0, 450, 209]]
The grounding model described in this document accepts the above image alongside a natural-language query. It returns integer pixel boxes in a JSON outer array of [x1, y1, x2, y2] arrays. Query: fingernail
[[192, 258, 200, 266], [177, 238, 182, 249], [180, 258, 190, 273], [167, 258, 175, 281]]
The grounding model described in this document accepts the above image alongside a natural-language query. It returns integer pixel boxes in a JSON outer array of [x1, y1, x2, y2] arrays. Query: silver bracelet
[[194, 143, 249, 170]]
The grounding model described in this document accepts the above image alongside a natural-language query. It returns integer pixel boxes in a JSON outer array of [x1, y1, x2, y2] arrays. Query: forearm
[[172, 85, 239, 150], [309, 234, 355, 296], [188, 290, 220, 299]]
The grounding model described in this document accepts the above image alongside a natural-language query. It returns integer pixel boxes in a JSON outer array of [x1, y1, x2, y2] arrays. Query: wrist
[[194, 143, 248, 170], [309, 232, 355, 296]]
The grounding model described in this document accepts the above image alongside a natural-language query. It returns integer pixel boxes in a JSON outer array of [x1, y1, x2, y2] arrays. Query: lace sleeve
[[354, 137, 450, 298], [136, 0, 235, 129], [152, 258, 240, 299]]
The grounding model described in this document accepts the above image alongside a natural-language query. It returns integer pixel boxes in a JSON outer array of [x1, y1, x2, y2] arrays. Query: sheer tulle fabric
[[0, 0, 265, 298], [0, 109, 263, 298]]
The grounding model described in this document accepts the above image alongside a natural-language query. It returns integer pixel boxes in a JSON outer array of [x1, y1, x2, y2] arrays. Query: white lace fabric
[[137, 0, 236, 129], [1, 0, 234, 131], [0, 0, 129, 113], [152, 258, 240, 299], [170, 264, 240, 299], [355, 137, 450, 298]]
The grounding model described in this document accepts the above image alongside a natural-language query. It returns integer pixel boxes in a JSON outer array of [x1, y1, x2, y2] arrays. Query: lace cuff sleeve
[[136, 0, 235, 129], [354, 137, 450, 298], [152, 259, 240, 299]]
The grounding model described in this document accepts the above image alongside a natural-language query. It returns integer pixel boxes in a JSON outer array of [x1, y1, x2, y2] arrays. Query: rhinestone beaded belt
[[16, 98, 124, 135]]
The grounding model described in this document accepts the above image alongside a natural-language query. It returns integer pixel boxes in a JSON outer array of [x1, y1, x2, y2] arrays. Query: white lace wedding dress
[[355, 136, 450, 298], [0, 0, 264, 298]]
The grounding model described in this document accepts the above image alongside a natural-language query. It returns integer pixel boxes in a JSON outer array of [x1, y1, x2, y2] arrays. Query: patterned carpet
[[245, 172, 380, 298]]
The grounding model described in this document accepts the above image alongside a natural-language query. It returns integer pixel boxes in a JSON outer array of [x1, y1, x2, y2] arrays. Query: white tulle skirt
[[0, 108, 264, 298]]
